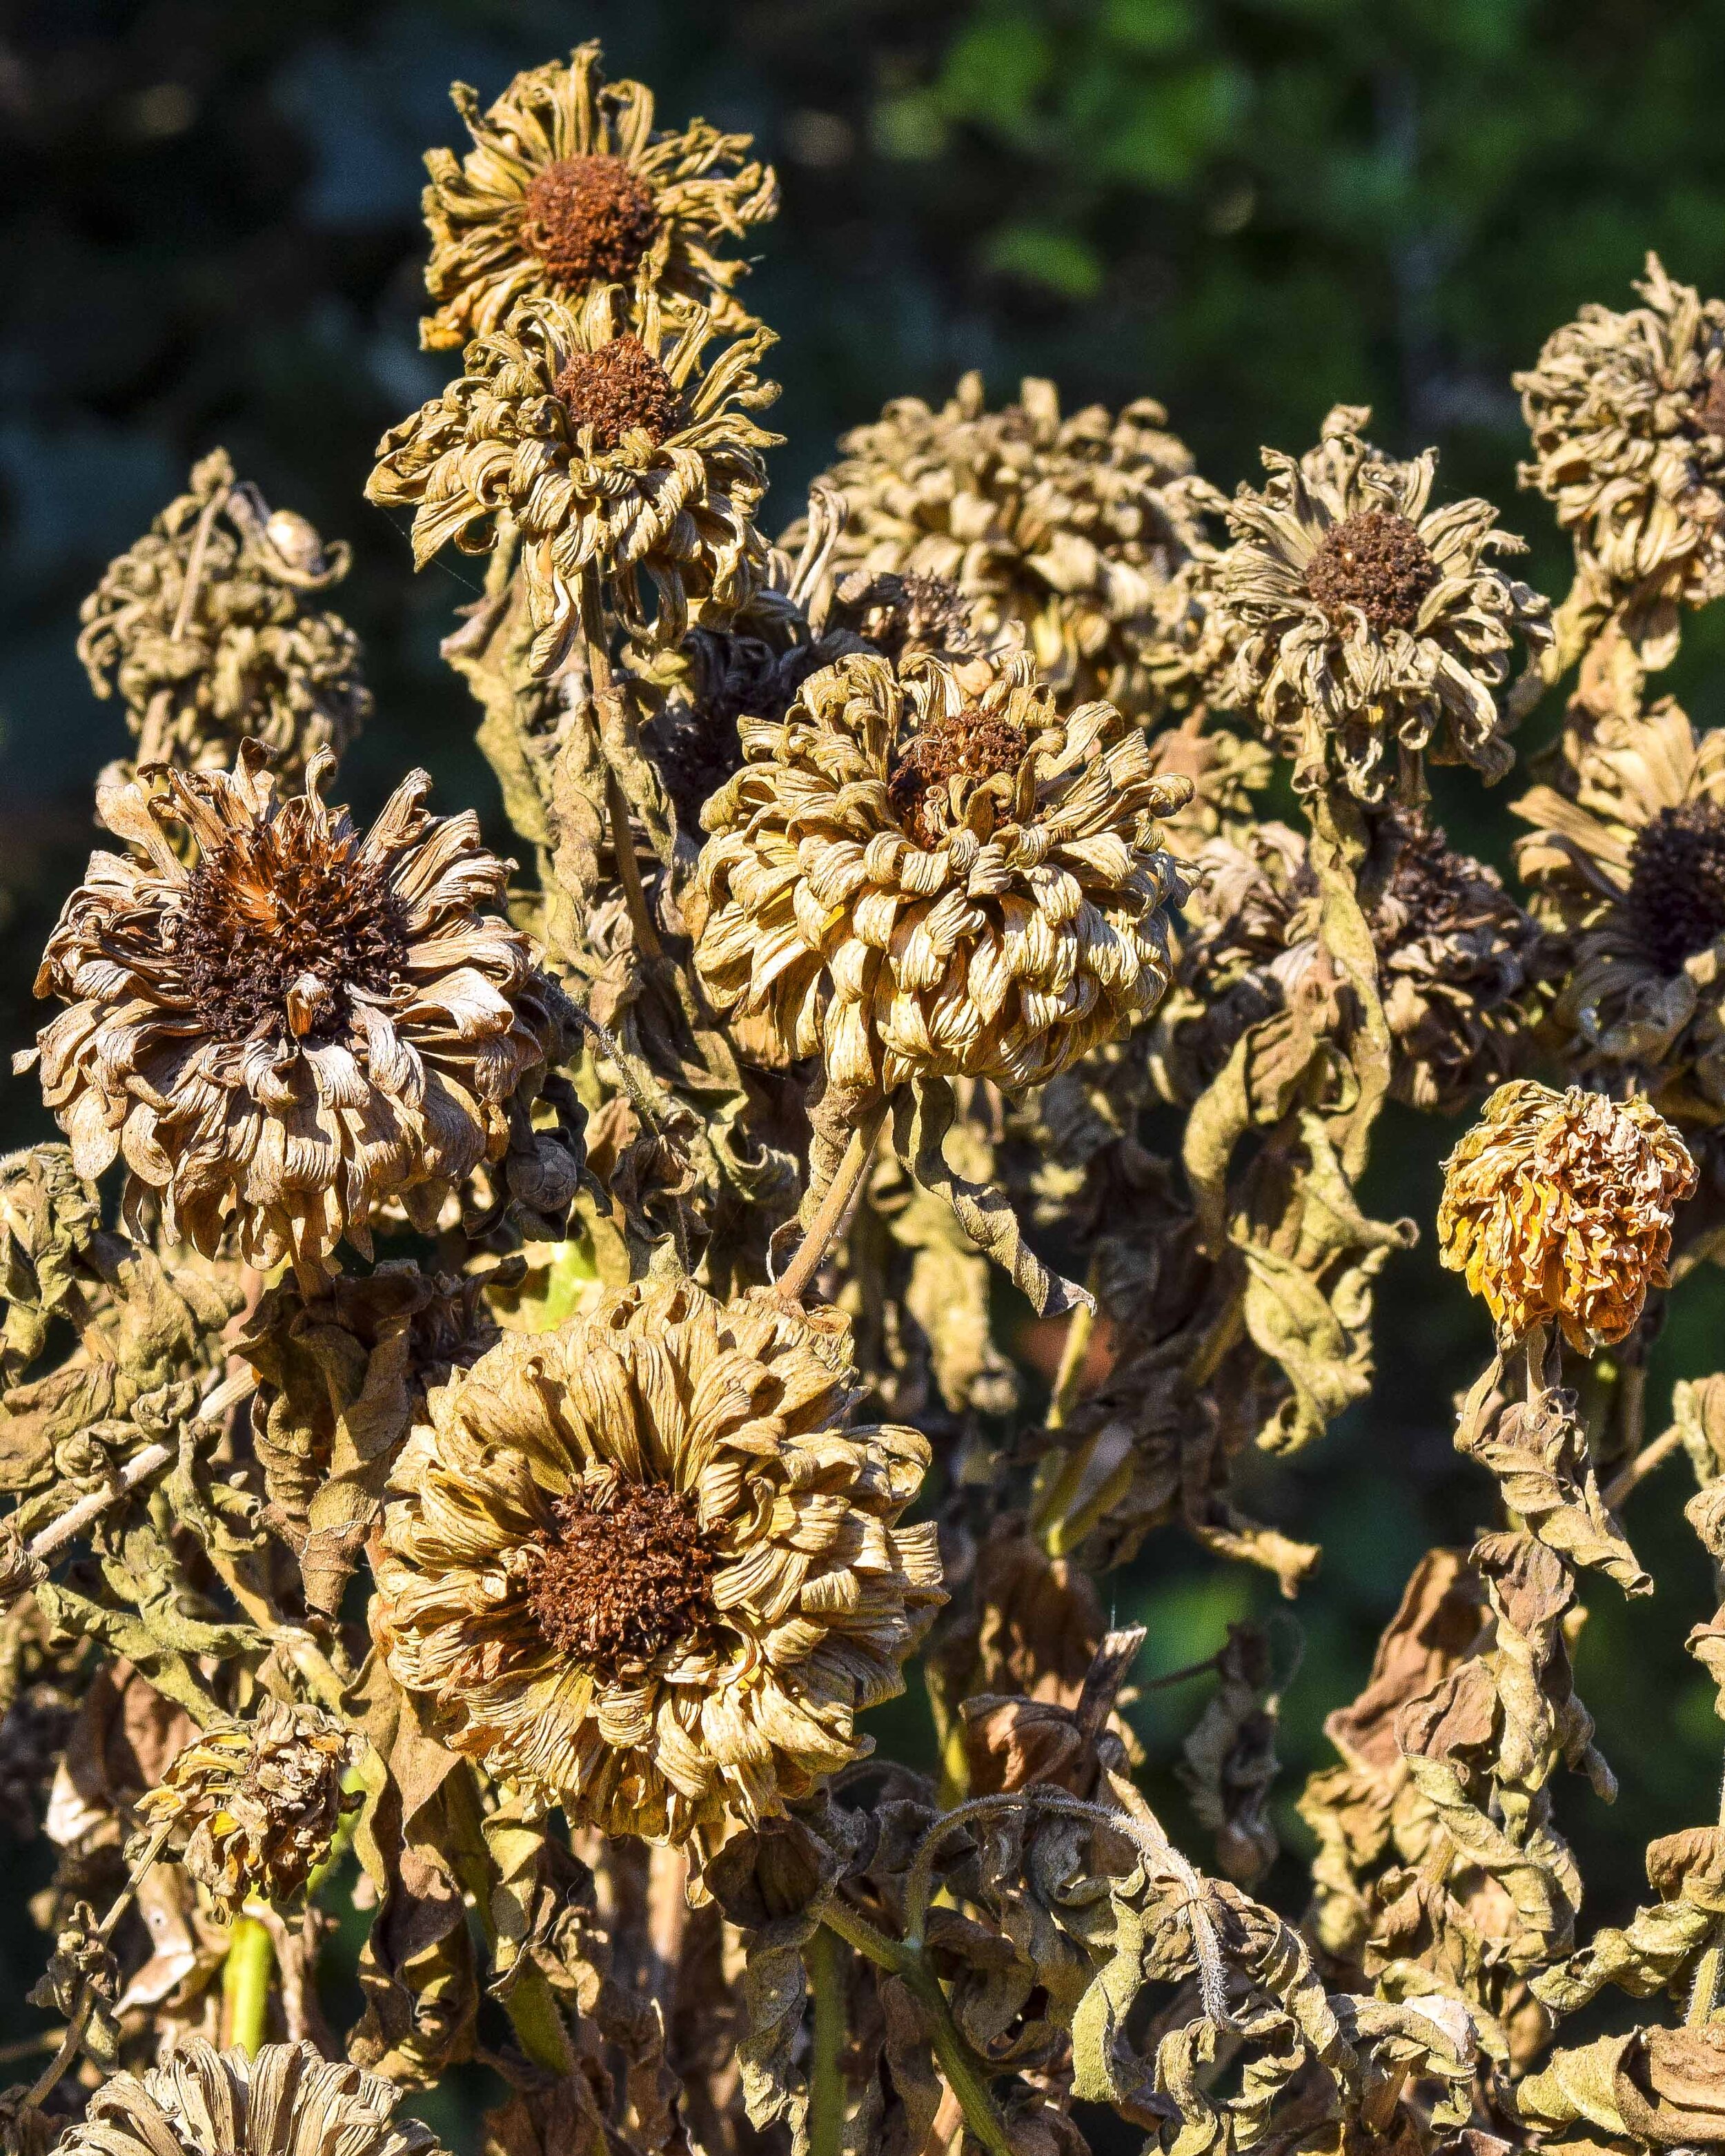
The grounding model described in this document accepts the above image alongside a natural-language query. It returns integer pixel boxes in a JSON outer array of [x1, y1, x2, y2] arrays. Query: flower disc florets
[[21, 745, 562, 1280], [419, 41, 778, 349], [1437, 1080, 1695, 1351], [690, 650, 1192, 1092], [374, 1277, 943, 1859]]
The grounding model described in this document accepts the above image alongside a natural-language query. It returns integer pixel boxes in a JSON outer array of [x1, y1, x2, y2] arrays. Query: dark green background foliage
[[5, 0, 1725, 2079]]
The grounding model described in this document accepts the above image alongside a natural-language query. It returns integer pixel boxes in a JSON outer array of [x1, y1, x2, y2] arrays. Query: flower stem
[[221, 1913, 275, 2058], [808, 1924, 847, 2156], [778, 1097, 890, 1305]]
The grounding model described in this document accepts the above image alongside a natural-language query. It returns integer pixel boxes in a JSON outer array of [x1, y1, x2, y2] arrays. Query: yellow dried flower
[[137, 1699, 353, 1917], [796, 371, 1225, 712], [368, 283, 780, 669], [21, 745, 562, 1282], [1517, 253, 1725, 615], [1214, 404, 1551, 803], [58, 2039, 444, 2156], [419, 42, 778, 351], [690, 649, 1190, 1092], [1437, 1080, 1695, 1351], [78, 449, 368, 784], [374, 1277, 942, 1861]]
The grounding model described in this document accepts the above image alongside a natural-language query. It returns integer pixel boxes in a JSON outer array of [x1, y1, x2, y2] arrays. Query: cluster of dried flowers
[[7, 43, 1725, 2156]]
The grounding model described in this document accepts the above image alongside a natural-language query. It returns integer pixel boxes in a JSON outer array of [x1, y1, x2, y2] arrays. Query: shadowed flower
[[1213, 404, 1551, 803], [369, 283, 779, 669], [78, 449, 368, 785], [1437, 1080, 1695, 1351], [1517, 253, 1725, 621], [21, 746, 562, 1282], [689, 649, 1190, 1091], [1513, 697, 1725, 1120], [57, 2039, 444, 2156], [418, 41, 778, 351], [374, 1277, 941, 1860], [137, 1701, 353, 1918], [793, 371, 1225, 712]]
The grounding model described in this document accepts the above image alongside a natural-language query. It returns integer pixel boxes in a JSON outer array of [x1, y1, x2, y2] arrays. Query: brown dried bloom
[[78, 449, 368, 784], [21, 745, 561, 1282], [57, 2039, 444, 2156], [1214, 404, 1551, 803], [136, 1700, 352, 1917], [690, 649, 1191, 1091], [1514, 697, 1725, 1119], [419, 41, 778, 351], [1437, 1080, 1695, 1350], [796, 371, 1225, 712], [1517, 253, 1725, 614], [368, 282, 780, 669], [375, 1277, 941, 1859]]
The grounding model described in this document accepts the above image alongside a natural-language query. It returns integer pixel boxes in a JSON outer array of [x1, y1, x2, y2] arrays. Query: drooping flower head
[[374, 1278, 941, 1861], [78, 449, 368, 784], [419, 42, 778, 351], [21, 746, 562, 1281], [57, 2040, 444, 2156], [690, 649, 1192, 1091], [1514, 698, 1725, 1121], [1213, 405, 1552, 803], [1437, 1081, 1695, 1351], [137, 1700, 353, 1918], [1517, 253, 1725, 620], [368, 282, 780, 670], [796, 371, 1225, 713]]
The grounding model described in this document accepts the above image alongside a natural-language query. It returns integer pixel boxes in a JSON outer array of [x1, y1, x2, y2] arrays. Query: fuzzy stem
[[1690, 1766, 1725, 2026], [777, 1097, 890, 1305], [808, 1924, 847, 2156], [221, 1914, 275, 2058]]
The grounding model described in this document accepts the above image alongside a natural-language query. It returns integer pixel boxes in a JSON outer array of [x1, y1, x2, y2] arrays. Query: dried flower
[[375, 1277, 942, 1860], [368, 283, 780, 669], [1513, 696, 1725, 1118], [21, 746, 562, 1282], [1437, 1080, 1696, 1350], [796, 371, 1224, 712], [1214, 404, 1551, 803], [1517, 253, 1725, 615], [418, 42, 778, 351], [137, 1701, 351, 1917], [78, 450, 368, 785], [59, 2039, 444, 2156], [691, 649, 1190, 1090]]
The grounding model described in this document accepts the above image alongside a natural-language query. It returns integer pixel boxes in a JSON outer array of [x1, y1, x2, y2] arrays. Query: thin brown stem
[[777, 1097, 890, 1305], [170, 484, 229, 645], [1604, 1423, 1686, 1512]]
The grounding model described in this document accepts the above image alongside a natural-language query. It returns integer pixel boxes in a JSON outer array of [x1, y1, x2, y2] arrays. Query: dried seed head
[[1305, 509, 1439, 635], [1626, 798, 1725, 970], [531, 1480, 716, 1680], [522, 153, 660, 286], [558, 333, 682, 451], [887, 707, 1027, 847], [175, 823, 408, 1045]]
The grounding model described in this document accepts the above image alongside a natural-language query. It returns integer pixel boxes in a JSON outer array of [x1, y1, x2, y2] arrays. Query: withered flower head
[[21, 745, 561, 1282], [78, 449, 369, 784], [690, 649, 1192, 1091], [1214, 404, 1551, 803], [58, 2039, 444, 2156], [795, 371, 1225, 712], [375, 1277, 942, 1860], [136, 1699, 352, 1918], [1517, 253, 1725, 614], [418, 41, 778, 351], [1437, 1080, 1695, 1350], [368, 282, 780, 669], [1513, 697, 1725, 1119], [1368, 810, 1546, 1113]]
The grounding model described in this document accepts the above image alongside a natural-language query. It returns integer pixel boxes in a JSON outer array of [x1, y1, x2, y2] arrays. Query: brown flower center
[[174, 823, 409, 1046], [1695, 369, 1725, 440], [1626, 798, 1725, 970], [1369, 812, 1498, 955], [1305, 509, 1439, 636], [887, 708, 1027, 847], [557, 335, 682, 453], [529, 1480, 716, 1680], [843, 572, 978, 662], [521, 155, 660, 286]]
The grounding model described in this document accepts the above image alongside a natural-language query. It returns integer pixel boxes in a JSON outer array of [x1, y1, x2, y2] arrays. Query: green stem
[[809, 1925, 847, 2156], [442, 1765, 575, 2077], [221, 1914, 275, 2059]]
